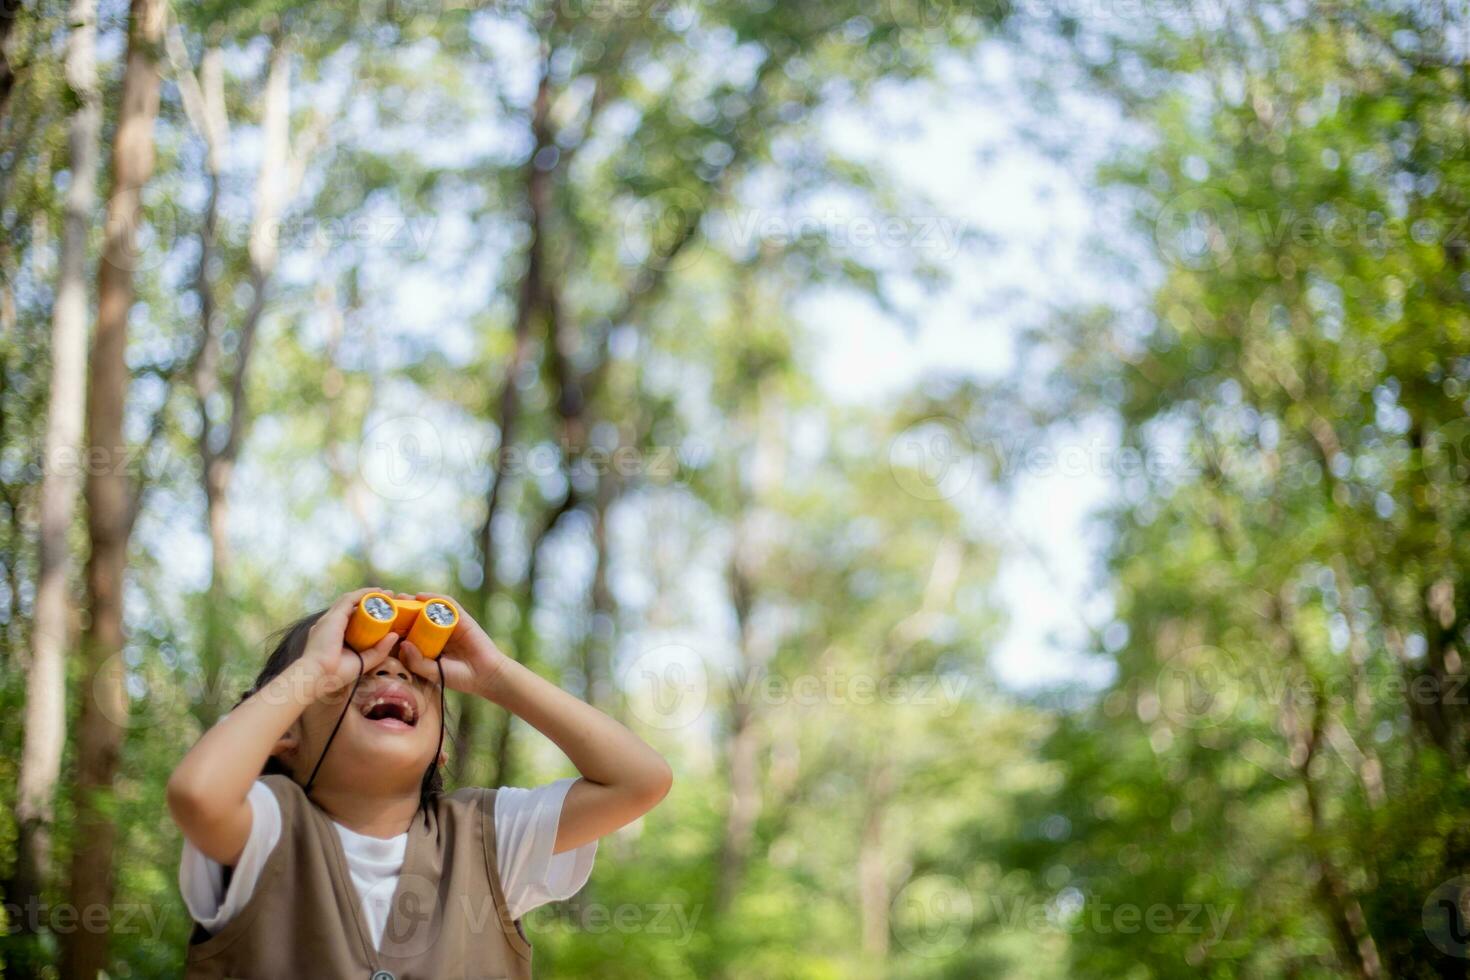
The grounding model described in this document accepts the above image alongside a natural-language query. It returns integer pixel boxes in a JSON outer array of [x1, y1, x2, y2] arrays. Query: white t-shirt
[[179, 777, 596, 951]]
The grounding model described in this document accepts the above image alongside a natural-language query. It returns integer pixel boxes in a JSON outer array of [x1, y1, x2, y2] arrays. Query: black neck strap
[[303, 650, 365, 797], [421, 658, 447, 827]]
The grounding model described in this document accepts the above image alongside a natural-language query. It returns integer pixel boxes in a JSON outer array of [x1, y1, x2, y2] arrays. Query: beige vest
[[185, 774, 533, 980]]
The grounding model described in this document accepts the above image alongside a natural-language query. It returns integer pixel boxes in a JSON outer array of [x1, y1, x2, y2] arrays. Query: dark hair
[[239, 610, 446, 819]]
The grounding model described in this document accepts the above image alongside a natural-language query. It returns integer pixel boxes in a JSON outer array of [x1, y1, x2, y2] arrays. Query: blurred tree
[[0, 0, 22, 127], [977, 0, 1470, 974], [168, 9, 329, 726], [446, 0, 999, 790], [15, 0, 1467, 976], [64, 0, 166, 974], [13, 0, 98, 929]]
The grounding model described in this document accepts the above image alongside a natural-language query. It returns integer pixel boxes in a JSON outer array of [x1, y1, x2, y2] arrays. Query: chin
[[344, 714, 438, 770]]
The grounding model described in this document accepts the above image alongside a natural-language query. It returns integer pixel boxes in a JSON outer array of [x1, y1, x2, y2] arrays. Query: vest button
[[370, 972, 395, 980]]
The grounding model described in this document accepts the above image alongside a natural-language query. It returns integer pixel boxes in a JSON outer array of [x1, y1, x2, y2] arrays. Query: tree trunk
[[185, 36, 291, 726], [857, 758, 894, 957], [715, 689, 762, 913], [64, 0, 165, 974], [582, 472, 616, 708], [460, 56, 554, 787], [316, 263, 378, 579], [715, 390, 784, 914], [13, 0, 100, 921], [1274, 590, 1383, 979], [184, 36, 228, 724], [0, 0, 20, 127]]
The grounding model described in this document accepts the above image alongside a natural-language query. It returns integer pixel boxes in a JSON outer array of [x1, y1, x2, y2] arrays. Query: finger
[[357, 631, 399, 674], [400, 640, 438, 683], [321, 587, 383, 630], [415, 592, 470, 636], [341, 586, 383, 609], [404, 638, 471, 692]]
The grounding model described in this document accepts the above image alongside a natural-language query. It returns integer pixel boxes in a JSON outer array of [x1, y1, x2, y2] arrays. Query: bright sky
[[802, 42, 1132, 690], [135, 27, 1143, 700]]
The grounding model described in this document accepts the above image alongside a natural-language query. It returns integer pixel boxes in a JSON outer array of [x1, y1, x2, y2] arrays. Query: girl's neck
[[308, 784, 422, 839]]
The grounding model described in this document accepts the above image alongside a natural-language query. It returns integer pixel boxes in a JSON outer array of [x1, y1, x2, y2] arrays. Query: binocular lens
[[346, 592, 456, 659], [425, 601, 455, 626]]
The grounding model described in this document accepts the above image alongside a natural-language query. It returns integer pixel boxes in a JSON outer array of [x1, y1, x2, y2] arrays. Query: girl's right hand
[[301, 587, 399, 697]]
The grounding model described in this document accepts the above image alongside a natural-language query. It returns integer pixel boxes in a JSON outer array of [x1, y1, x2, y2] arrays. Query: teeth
[[362, 695, 415, 723]]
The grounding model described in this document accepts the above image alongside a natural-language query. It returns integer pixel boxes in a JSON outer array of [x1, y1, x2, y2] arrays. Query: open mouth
[[358, 688, 419, 730]]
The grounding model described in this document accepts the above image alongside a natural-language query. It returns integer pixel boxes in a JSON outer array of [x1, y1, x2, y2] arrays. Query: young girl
[[168, 587, 673, 978]]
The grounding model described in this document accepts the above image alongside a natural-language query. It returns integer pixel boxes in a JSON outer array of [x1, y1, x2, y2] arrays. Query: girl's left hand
[[392, 592, 511, 697]]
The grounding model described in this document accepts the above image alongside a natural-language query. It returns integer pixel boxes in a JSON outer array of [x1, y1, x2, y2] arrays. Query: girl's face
[[275, 650, 443, 798]]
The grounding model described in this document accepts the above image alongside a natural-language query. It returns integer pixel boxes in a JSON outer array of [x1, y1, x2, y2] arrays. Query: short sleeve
[[178, 781, 283, 932], [493, 777, 598, 921]]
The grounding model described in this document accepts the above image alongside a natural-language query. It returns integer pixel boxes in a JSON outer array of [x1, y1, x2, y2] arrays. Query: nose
[[373, 657, 411, 683]]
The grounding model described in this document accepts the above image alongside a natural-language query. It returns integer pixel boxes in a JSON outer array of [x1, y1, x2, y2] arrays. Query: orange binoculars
[[345, 592, 459, 659]]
